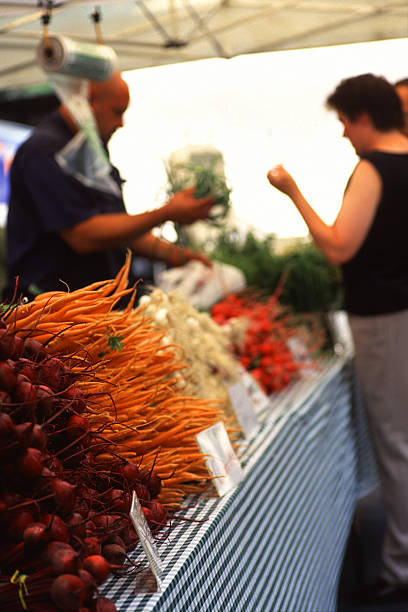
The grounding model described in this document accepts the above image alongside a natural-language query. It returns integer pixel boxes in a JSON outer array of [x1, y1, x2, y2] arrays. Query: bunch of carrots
[[211, 290, 323, 394], [9, 254, 223, 508]]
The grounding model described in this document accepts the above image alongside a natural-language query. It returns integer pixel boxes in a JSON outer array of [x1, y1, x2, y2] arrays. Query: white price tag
[[129, 491, 163, 592], [239, 368, 271, 416], [196, 421, 244, 496], [227, 379, 260, 437]]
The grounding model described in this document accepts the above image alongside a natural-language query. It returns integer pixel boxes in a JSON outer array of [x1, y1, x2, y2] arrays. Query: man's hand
[[267, 165, 299, 199], [166, 245, 213, 268], [165, 187, 214, 225], [183, 249, 213, 268]]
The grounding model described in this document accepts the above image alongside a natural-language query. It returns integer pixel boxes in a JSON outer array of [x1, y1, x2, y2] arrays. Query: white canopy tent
[[0, 0, 407, 91]]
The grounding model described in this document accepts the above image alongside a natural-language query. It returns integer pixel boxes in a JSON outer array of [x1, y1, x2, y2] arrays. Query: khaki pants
[[349, 309, 408, 584]]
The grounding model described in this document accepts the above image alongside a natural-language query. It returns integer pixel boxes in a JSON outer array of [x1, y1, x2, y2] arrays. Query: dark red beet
[[8, 510, 35, 541], [38, 357, 66, 391], [140, 470, 162, 498], [46, 455, 64, 478], [65, 414, 90, 440], [102, 543, 126, 566], [43, 541, 73, 564], [49, 547, 79, 575], [31, 423, 48, 450], [121, 462, 141, 485], [122, 525, 138, 551], [2, 491, 21, 509], [0, 359, 17, 390], [35, 384, 55, 420], [61, 366, 77, 389], [0, 389, 12, 405], [134, 482, 150, 504], [41, 513, 69, 542], [15, 422, 34, 448], [82, 554, 110, 585], [15, 375, 37, 403], [18, 447, 43, 479], [95, 597, 118, 612], [67, 512, 86, 539], [142, 506, 153, 524], [16, 357, 38, 382], [148, 500, 167, 526], [74, 498, 89, 519], [82, 536, 101, 556], [105, 489, 130, 513], [23, 338, 48, 362], [91, 514, 118, 533], [11, 334, 24, 359], [77, 569, 95, 604], [62, 385, 86, 413], [105, 534, 125, 547], [0, 499, 9, 527], [0, 329, 18, 360], [0, 411, 15, 439], [41, 466, 56, 479], [51, 479, 77, 513], [23, 522, 49, 552], [50, 574, 86, 611], [85, 523, 96, 538]]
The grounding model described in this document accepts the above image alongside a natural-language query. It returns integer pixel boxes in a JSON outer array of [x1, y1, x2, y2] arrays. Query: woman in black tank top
[[267, 73, 408, 606]]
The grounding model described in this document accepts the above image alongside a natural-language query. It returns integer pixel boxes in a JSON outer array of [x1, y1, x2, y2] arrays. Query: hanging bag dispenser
[[37, 33, 120, 195]]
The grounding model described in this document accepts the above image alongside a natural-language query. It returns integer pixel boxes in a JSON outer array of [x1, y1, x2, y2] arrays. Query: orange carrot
[[10, 253, 226, 507]]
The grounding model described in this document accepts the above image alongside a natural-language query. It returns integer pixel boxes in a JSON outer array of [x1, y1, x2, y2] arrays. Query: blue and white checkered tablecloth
[[100, 355, 377, 612]]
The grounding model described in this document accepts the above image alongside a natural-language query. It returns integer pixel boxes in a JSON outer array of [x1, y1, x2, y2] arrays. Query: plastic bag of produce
[[50, 72, 120, 197], [156, 260, 246, 310]]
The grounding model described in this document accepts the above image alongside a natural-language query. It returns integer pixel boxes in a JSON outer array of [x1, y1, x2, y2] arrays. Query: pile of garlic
[[137, 289, 243, 429]]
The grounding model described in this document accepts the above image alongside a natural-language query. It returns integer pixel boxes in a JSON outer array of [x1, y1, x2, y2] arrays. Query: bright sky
[[109, 37, 408, 239]]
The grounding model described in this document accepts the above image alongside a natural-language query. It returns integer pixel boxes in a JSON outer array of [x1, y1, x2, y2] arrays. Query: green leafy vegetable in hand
[[166, 161, 232, 227]]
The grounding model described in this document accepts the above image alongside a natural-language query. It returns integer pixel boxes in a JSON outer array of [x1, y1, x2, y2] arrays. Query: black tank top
[[341, 151, 408, 315]]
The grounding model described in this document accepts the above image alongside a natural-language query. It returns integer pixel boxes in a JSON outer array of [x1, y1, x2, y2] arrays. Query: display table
[[100, 355, 377, 612]]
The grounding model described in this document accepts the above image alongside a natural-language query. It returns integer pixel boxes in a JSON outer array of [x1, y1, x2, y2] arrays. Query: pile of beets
[[0, 321, 168, 611]]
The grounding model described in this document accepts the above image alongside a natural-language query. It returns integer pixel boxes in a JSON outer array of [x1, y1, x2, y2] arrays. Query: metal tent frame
[[0, 0, 407, 91]]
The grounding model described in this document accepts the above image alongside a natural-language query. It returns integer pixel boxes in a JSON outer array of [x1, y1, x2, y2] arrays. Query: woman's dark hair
[[395, 78, 408, 88], [326, 73, 404, 131]]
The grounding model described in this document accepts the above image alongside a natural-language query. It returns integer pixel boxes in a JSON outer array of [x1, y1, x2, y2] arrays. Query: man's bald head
[[89, 70, 130, 144], [89, 70, 129, 104]]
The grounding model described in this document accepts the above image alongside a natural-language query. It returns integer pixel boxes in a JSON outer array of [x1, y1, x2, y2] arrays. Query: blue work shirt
[[4, 111, 133, 301]]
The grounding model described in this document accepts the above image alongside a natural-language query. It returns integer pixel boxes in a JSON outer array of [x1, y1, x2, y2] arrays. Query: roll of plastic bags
[[37, 36, 120, 196], [37, 35, 117, 81]]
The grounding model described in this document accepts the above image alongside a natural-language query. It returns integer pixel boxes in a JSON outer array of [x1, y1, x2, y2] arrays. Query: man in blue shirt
[[4, 71, 213, 301]]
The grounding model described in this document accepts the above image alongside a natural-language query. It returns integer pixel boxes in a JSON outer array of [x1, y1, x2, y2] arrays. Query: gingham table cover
[[100, 355, 377, 612]]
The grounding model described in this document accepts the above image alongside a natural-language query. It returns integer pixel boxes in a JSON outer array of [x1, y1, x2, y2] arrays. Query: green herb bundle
[[166, 161, 232, 227], [209, 230, 344, 313]]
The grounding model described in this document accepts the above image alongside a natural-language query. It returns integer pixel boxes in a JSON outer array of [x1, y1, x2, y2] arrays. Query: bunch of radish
[[211, 292, 310, 394], [0, 321, 169, 611]]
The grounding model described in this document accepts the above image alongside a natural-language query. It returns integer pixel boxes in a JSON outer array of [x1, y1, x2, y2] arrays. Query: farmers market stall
[[0, 259, 378, 611], [99, 353, 378, 612]]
